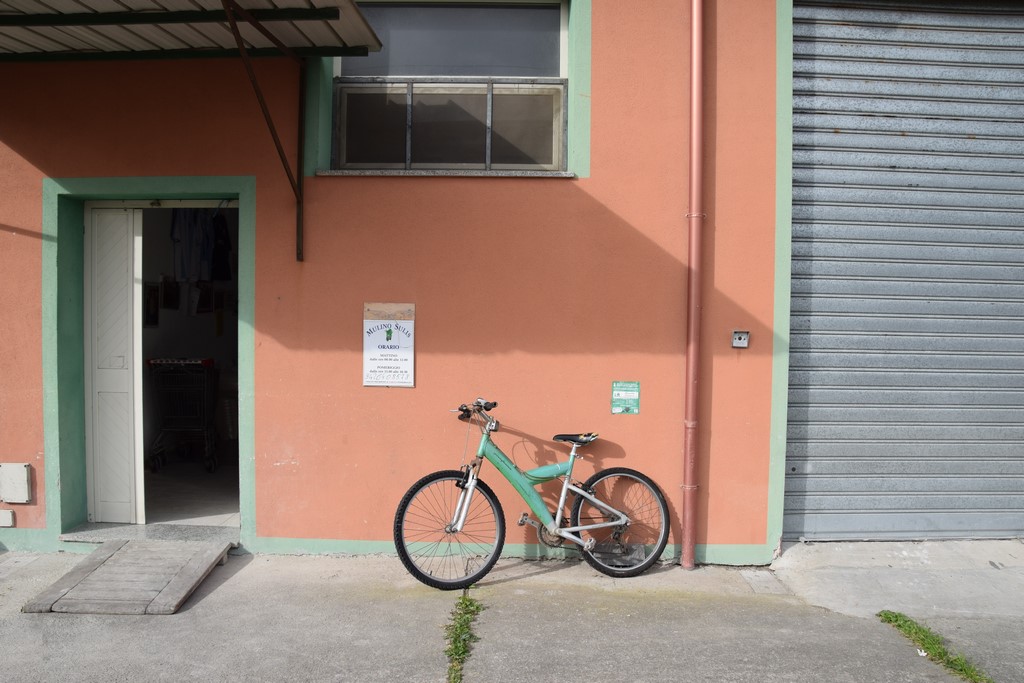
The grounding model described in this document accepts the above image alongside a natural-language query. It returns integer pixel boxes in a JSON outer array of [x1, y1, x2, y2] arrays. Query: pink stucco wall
[[0, 139, 46, 528], [0, 0, 778, 551], [251, 0, 778, 548], [0, 58, 298, 529]]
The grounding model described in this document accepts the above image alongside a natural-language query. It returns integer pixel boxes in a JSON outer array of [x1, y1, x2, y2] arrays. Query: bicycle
[[393, 398, 671, 590]]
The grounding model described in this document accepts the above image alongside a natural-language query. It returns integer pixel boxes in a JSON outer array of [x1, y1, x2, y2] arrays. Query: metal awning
[[0, 0, 381, 261], [0, 0, 381, 62]]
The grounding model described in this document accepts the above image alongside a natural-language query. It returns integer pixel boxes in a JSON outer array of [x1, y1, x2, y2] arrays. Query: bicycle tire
[[571, 467, 669, 578], [394, 470, 506, 590]]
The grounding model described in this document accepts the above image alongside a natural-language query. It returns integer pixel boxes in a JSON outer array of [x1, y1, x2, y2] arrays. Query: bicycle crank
[[518, 513, 564, 548]]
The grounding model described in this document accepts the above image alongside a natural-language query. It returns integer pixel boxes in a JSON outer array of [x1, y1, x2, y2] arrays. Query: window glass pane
[[342, 90, 407, 165], [344, 3, 561, 77], [411, 89, 487, 166], [491, 90, 558, 167]]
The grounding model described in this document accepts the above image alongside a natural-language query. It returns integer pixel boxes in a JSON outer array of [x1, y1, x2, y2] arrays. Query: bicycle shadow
[[476, 554, 680, 588], [490, 423, 631, 537], [494, 423, 628, 474], [475, 557, 583, 587]]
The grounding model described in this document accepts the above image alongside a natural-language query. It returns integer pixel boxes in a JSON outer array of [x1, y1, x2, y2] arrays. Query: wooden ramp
[[23, 539, 232, 615]]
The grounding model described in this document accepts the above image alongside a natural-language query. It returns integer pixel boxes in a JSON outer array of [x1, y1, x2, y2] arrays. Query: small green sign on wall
[[611, 381, 640, 414]]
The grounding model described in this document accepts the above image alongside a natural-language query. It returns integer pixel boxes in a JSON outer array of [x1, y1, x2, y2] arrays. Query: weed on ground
[[878, 610, 994, 683], [445, 593, 483, 683]]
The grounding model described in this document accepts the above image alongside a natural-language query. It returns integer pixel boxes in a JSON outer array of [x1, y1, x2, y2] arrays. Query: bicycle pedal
[[584, 538, 596, 552], [517, 513, 541, 530]]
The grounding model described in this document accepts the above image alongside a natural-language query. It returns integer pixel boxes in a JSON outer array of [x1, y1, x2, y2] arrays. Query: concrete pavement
[[1, 539, 1021, 682], [773, 540, 1024, 683]]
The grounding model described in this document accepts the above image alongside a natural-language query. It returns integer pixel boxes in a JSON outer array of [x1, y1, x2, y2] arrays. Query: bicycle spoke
[[395, 471, 505, 589], [572, 468, 669, 577]]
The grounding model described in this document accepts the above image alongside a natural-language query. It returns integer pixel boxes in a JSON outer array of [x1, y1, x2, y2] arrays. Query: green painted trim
[[44, 176, 256, 201], [696, 543, 776, 566], [201, 538, 774, 566], [304, 57, 335, 175], [18, 176, 257, 551], [56, 196, 87, 532], [504, 544, 681, 562], [0, 528, 88, 553], [38, 187, 90, 537], [40, 182, 64, 537], [766, 1, 794, 556], [567, 0, 591, 177], [235, 183, 257, 549], [239, 540, 677, 563], [243, 537, 396, 555]]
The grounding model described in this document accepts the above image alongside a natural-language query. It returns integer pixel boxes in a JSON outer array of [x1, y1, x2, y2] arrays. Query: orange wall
[[0, 58, 299, 528], [0, 138, 46, 528], [701, 0, 778, 543], [252, 0, 777, 547], [0, 0, 778, 550]]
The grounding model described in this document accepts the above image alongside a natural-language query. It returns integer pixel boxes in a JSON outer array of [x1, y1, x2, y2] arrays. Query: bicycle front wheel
[[571, 467, 669, 578], [394, 470, 506, 590]]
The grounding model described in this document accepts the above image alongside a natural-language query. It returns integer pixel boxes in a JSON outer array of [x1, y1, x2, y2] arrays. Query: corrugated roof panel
[[0, 25, 62, 51], [149, 0, 236, 49], [0, 0, 381, 59]]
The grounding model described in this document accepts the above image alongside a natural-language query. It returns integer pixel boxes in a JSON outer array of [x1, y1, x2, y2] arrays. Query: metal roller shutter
[[785, 0, 1024, 539]]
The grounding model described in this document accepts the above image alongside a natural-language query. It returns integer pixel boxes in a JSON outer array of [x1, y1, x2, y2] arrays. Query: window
[[333, 2, 568, 173]]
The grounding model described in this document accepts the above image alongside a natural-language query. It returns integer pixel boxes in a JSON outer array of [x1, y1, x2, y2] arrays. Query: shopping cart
[[147, 358, 218, 472]]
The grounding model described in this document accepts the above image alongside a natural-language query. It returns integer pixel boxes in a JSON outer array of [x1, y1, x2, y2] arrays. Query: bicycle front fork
[[446, 462, 480, 533]]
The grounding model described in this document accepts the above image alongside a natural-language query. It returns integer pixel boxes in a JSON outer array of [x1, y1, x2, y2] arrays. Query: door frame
[[83, 200, 240, 525], [40, 177, 256, 547]]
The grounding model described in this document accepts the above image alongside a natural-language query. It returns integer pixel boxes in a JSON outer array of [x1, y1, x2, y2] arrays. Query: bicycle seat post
[[552, 443, 582, 529]]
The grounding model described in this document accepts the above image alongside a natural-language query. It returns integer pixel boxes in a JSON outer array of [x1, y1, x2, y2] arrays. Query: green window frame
[[307, 0, 591, 178]]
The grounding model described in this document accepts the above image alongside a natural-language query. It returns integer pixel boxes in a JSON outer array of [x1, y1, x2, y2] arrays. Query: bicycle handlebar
[[456, 398, 498, 421]]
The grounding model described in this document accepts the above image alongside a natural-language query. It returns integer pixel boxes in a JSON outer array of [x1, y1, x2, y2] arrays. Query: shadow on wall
[[0, 61, 775, 360], [1, 223, 56, 243], [0, 56, 780, 548], [266, 176, 776, 360]]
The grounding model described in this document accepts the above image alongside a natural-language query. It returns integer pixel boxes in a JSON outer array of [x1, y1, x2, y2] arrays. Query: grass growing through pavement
[[877, 610, 994, 683], [445, 594, 483, 683]]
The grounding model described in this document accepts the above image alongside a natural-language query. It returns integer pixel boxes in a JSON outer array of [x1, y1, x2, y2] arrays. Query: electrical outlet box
[[732, 330, 750, 349], [0, 509, 13, 527], [0, 463, 32, 503]]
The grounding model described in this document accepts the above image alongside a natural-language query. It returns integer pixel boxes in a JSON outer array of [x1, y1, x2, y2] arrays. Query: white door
[[85, 207, 145, 524]]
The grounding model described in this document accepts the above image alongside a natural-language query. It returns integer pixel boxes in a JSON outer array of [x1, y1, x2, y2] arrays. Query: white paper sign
[[363, 303, 415, 387]]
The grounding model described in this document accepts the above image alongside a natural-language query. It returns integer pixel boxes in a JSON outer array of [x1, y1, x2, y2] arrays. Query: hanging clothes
[[171, 208, 214, 282]]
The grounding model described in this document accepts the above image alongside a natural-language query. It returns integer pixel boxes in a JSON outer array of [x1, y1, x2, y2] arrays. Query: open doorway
[[141, 207, 240, 528]]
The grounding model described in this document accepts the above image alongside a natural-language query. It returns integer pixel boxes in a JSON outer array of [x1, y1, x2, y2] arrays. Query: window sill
[[316, 169, 576, 179]]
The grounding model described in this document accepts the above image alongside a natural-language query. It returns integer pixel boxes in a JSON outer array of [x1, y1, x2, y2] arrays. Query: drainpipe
[[681, 0, 704, 571]]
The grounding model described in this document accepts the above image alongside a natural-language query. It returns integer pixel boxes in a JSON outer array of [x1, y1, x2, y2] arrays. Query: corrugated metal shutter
[[786, 0, 1024, 539]]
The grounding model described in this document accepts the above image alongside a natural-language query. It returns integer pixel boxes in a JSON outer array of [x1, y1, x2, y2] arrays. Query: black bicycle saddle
[[552, 433, 599, 446]]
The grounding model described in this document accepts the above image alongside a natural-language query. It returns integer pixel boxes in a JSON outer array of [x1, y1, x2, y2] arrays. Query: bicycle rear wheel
[[394, 470, 505, 590], [571, 467, 669, 577]]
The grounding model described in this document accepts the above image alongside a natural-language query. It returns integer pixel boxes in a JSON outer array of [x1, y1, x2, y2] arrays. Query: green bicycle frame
[[476, 432, 568, 530]]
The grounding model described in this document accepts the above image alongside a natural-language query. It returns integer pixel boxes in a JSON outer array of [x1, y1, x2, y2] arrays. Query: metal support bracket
[[220, 0, 307, 261]]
